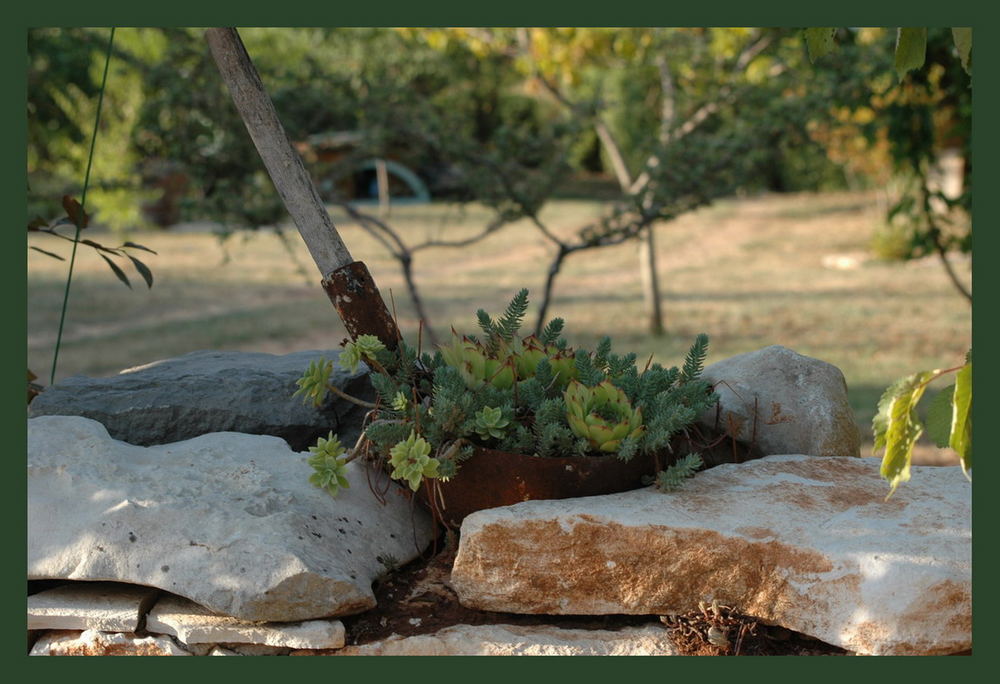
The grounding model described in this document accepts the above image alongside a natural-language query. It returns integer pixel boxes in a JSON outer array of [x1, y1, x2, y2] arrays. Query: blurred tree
[[804, 27, 971, 302]]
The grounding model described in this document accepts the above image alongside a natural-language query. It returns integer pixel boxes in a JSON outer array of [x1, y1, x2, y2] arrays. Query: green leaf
[[98, 254, 132, 289], [924, 385, 955, 448], [878, 370, 935, 497], [952, 28, 972, 75], [81, 238, 119, 255], [804, 28, 837, 63], [126, 254, 154, 288], [951, 362, 971, 478], [895, 28, 928, 80], [123, 241, 158, 254], [29, 245, 65, 261]]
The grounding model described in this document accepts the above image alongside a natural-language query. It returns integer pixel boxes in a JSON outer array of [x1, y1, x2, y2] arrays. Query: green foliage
[[565, 380, 645, 454], [28, 197, 158, 288], [804, 28, 837, 62], [680, 333, 709, 384], [473, 406, 511, 441], [476, 288, 529, 352], [295, 290, 715, 498], [894, 28, 928, 80], [388, 431, 439, 491], [654, 453, 704, 492], [293, 357, 333, 407], [539, 318, 565, 346], [873, 353, 972, 496], [307, 432, 350, 497], [340, 334, 387, 373], [951, 28, 972, 75]]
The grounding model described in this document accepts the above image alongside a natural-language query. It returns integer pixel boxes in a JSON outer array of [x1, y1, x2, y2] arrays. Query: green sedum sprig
[[294, 358, 333, 407], [389, 431, 440, 491], [340, 334, 387, 373], [307, 432, 350, 497], [654, 453, 704, 492], [473, 406, 511, 440]]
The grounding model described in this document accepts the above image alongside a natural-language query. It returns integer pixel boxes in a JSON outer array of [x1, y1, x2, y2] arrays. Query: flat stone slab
[[146, 594, 345, 649], [452, 455, 971, 655], [29, 349, 372, 450], [28, 416, 435, 622], [292, 624, 678, 655], [699, 345, 861, 458], [30, 629, 191, 656], [28, 582, 159, 632]]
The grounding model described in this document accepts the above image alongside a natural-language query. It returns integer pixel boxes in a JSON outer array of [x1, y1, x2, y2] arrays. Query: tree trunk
[[639, 224, 665, 336]]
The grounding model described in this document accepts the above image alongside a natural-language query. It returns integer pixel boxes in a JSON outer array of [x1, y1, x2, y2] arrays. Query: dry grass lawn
[[28, 191, 971, 465]]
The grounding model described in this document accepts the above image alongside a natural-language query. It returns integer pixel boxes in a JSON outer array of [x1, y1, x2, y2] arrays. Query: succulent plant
[[340, 334, 386, 373], [564, 380, 645, 453], [511, 335, 578, 388], [307, 432, 350, 496], [473, 406, 511, 440], [391, 391, 409, 412], [440, 333, 515, 389], [293, 357, 333, 407], [389, 431, 440, 491]]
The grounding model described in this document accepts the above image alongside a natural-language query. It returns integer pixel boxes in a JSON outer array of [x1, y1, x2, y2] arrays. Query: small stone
[[29, 629, 191, 656], [698, 345, 861, 458], [146, 594, 345, 649], [28, 582, 159, 632], [291, 624, 678, 656]]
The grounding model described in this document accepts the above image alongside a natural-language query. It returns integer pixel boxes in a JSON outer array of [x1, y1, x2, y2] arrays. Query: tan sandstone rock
[[29, 629, 191, 656], [451, 455, 971, 655]]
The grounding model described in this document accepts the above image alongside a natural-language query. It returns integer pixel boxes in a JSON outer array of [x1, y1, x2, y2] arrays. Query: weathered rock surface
[[292, 624, 677, 656], [28, 416, 435, 622], [30, 629, 191, 656], [28, 582, 159, 632], [452, 455, 971, 655], [698, 345, 860, 458], [29, 349, 371, 450], [146, 595, 345, 649]]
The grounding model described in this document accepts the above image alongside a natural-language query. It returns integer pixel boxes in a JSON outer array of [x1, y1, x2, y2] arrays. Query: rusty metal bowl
[[417, 446, 659, 529], [413, 424, 762, 529]]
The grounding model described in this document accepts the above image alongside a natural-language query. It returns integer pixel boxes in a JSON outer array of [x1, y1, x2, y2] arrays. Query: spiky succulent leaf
[[539, 317, 565, 345], [680, 334, 709, 384], [655, 453, 704, 492]]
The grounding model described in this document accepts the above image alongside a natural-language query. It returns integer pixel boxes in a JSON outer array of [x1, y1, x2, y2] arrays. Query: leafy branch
[[28, 195, 156, 289], [873, 350, 971, 497]]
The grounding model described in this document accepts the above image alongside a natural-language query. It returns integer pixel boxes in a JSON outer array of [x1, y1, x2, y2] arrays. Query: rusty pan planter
[[414, 424, 762, 529], [418, 446, 658, 529]]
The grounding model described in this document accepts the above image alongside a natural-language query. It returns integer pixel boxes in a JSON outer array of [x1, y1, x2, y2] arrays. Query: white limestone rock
[[293, 624, 678, 655], [452, 455, 971, 655], [146, 594, 345, 649], [28, 582, 159, 632], [698, 345, 861, 458], [28, 416, 435, 622]]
